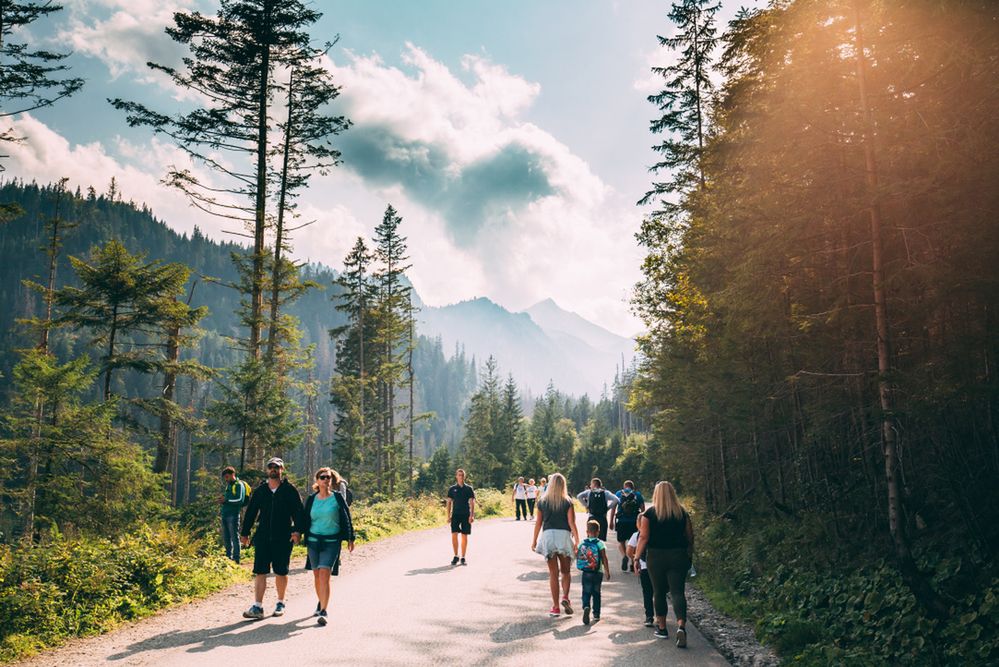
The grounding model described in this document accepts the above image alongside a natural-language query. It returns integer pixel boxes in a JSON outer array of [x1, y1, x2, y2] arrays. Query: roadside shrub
[[692, 508, 999, 665], [0, 525, 246, 663]]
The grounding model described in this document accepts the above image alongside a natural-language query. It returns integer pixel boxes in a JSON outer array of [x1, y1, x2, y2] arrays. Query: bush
[[0, 525, 247, 663], [349, 487, 513, 544], [692, 507, 999, 665]]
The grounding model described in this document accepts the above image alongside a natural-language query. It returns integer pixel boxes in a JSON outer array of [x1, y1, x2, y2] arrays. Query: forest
[[630, 0, 999, 663], [1, 0, 997, 664]]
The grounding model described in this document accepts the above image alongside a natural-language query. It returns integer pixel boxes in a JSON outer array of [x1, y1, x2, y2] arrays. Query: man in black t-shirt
[[446, 468, 476, 565]]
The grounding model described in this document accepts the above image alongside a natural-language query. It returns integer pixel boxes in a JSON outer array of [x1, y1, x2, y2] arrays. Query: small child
[[576, 519, 610, 624], [627, 530, 654, 626]]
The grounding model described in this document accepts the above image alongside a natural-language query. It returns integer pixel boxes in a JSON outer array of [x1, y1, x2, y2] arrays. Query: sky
[[5, 0, 759, 337]]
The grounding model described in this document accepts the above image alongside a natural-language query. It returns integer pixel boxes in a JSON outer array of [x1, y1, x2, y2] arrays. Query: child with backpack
[[576, 519, 610, 624]]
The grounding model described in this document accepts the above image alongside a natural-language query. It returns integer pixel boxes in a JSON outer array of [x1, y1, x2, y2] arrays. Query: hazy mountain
[[418, 297, 634, 397]]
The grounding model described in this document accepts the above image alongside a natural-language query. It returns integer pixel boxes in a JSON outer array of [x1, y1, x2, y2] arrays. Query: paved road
[[25, 516, 729, 666]]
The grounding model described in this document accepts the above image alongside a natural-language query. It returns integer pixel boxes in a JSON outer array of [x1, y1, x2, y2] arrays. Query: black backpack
[[587, 489, 609, 515]]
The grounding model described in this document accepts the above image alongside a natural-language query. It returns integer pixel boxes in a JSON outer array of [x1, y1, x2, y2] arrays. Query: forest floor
[[17, 516, 775, 666]]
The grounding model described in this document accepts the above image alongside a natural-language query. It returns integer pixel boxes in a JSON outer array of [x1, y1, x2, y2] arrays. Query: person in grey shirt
[[576, 478, 618, 541]]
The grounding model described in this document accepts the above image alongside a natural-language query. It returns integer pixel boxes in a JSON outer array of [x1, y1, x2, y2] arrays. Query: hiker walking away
[[218, 466, 249, 563], [627, 521, 655, 627], [532, 472, 579, 617], [303, 467, 355, 626], [526, 478, 539, 518], [576, 478, 617, 542], [446, 468, 476, 565], [576, 519, 610, 625], [634, 481, 694, 648], [611, 480, 646, 571], [513, 476, 529, 521], [240, 457, 305, 620]]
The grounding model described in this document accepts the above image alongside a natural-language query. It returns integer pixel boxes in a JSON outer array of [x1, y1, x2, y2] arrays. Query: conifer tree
[[0, 1, 84, 157]]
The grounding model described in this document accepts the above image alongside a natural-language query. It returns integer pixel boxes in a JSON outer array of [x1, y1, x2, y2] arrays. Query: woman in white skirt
[[531, 472, 580, 616]]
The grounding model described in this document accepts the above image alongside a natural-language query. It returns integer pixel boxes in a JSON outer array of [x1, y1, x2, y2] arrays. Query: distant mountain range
[[419, 297, 635, 397]]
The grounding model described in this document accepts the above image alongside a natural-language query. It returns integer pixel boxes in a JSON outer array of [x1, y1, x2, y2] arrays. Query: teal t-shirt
[[308, 494, 341, 542]]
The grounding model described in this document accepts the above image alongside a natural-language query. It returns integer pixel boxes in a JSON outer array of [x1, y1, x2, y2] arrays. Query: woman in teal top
[[303, 467, 356, 626]]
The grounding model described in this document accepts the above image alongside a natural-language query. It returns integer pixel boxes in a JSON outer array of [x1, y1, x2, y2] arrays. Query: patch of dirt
[[686, 583, 781, 667]]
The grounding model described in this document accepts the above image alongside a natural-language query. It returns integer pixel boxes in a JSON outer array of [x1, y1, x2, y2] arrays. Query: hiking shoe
[[676, 627, 687, 648], [654, 626, 669, 639], [548, 606, 560, 617], [314, 602, 321, 617], [242, 604, 264, 620], [582, 606, 591, 625], [621, 556, 629, 571], [317, 610, 328, 626], [451, 556, 460, 565], [644, 617, 655, 627], [593, 614, 600, 622], [561, 598, 573, 615], [273, 601, 286, 617], [460, 557, 467, 566]]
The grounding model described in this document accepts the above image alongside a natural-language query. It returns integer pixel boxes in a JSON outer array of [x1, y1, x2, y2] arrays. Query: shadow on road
[[405, 565, 456, 576], [608, 627, 655, 645], [106, 616, 310, 660], [516, 570, 551, 581]]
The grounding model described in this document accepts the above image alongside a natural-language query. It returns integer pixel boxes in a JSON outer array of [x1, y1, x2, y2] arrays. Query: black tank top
[[540, 499, 571, 531], [643, 507, 689, 549]]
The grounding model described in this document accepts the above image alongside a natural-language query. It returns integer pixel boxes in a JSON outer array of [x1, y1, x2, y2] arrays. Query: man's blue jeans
[[581, 570, 603, 616], [221, 514, 241, 563]]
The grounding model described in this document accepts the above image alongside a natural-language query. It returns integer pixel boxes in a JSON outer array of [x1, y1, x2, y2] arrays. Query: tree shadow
[[516, 570, 551, 581], [107, 616, 310, 660], [405, 565, 456, 576], [552, 623, 592, 640], [489, 617, 565, 643]]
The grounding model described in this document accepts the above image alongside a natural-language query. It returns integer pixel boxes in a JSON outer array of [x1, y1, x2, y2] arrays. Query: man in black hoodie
[[239, 457, 304, 619]]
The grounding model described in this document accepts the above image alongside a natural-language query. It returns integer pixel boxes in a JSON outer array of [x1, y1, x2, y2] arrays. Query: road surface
[[22, 515, 729, 666]]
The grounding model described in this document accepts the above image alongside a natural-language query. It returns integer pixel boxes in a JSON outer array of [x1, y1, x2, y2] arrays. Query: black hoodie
[[240, 478, 305, 543]]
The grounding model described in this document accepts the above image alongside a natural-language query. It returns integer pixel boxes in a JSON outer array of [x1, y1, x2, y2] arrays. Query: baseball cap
[[266, 457, 285, 468]]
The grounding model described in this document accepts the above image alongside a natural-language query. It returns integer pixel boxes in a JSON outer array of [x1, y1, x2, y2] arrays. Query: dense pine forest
[[630, 0, 999, 663]]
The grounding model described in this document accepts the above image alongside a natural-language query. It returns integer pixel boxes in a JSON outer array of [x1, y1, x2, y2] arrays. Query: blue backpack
[[576, 539, 601, 572]]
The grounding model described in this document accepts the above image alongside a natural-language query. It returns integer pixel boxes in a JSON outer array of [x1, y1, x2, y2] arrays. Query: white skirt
[[535, 529, 575, 559]]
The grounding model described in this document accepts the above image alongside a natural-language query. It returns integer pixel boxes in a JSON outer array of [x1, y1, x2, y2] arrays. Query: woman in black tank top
[[634, 481, 694, 647]]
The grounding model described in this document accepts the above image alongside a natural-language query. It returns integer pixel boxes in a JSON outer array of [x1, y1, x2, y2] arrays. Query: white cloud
[[59, 0, 204, 94], [322, 45, 642, 335]]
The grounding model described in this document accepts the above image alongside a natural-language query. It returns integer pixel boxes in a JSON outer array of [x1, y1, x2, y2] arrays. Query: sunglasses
[[317, 475, 331, 480], [267, 464, 281, 470]]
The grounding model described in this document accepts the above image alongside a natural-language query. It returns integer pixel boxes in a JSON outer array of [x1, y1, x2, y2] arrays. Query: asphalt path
[[23, 515, 729, 666]]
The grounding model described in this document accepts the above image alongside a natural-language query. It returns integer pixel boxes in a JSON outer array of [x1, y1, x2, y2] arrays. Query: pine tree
[[52, 240, 194, 401], [0, 1, 84, 157]]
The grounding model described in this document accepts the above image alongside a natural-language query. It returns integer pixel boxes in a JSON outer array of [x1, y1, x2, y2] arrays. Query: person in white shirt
[[526, 479, 539, 519], [512, 476, 529, 520], [628, 525, 655, 627]]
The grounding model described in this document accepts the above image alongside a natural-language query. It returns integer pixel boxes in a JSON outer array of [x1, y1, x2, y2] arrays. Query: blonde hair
[[539, 472, 571, 513], [651, 481, 685, 521], [312, 467, 341, 492]]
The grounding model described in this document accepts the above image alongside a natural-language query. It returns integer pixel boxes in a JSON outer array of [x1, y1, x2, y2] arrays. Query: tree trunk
[[267, 67, 294, 363], [852, 1, 950, 619], [154, 317, 180, 473], [103, 306, 118, 401]]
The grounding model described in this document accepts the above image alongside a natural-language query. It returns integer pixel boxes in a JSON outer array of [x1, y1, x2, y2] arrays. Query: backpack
[[587, 489, 608, 516], [239, 480, 252, 506], [576, 539, 601, 572], [619, 492, 640, 518]]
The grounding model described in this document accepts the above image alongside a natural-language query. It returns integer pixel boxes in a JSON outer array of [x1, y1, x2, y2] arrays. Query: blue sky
[[9, 0, 759, 336]]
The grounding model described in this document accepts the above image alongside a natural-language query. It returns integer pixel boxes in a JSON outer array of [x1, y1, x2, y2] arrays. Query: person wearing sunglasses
[[301, 467, 356, 626], [239, 457, 305, 620]]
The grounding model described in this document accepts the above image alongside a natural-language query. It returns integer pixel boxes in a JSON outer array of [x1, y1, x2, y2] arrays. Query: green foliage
[[348, 488, 512, 544], [694, 509, 999, 665], [0, 525, 246, 663]]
